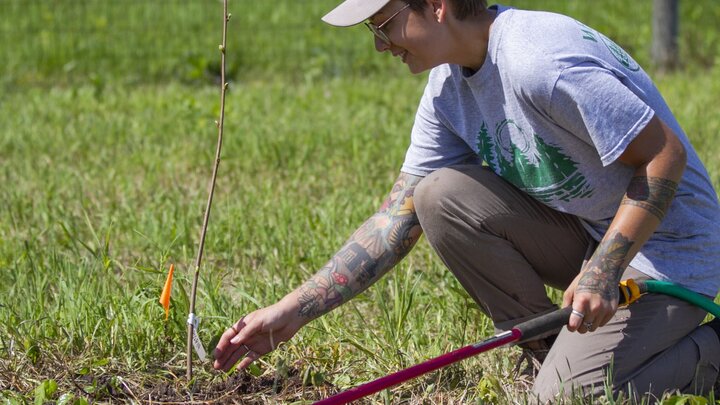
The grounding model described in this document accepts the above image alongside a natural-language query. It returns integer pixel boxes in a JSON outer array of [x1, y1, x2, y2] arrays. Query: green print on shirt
[[578, 22, 640, 72], [476, 120, 593, 203]]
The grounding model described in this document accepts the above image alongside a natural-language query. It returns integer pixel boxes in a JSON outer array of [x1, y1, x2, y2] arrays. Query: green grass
[[1, 1, 719, 404], [2, 0, 719, 89]]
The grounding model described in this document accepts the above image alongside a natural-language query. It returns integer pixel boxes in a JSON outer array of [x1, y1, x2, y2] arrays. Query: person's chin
[[406, 60, 434, 75]]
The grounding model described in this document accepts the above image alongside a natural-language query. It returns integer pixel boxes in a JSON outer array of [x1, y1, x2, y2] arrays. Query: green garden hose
[[631, 279, 720, 318]]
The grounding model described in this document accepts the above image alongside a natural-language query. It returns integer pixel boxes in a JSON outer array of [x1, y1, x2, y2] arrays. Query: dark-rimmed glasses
[[364, 3, 411, 46]]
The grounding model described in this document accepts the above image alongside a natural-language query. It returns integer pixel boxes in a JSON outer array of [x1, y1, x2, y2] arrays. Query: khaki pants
[[414, 165, 719, 402]]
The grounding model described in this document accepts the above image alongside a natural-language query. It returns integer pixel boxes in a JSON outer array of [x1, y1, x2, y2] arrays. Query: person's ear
[[428, 0, 447, 23]]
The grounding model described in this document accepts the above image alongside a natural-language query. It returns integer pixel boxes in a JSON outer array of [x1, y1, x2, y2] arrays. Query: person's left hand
[[563, 267, 620, 333]]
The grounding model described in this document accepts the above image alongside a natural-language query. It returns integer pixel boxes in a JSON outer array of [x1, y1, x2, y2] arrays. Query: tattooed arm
[[296, 172, 424, 319], [564, 115, 687, 333], [213, 172, 424, 371]]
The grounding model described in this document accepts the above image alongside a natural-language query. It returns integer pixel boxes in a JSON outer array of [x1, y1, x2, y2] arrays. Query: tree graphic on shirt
[[477, 119, 593, 203]]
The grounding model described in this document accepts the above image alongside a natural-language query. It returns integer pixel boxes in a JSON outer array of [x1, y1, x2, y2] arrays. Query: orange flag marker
[[159, 264, 175, 320]]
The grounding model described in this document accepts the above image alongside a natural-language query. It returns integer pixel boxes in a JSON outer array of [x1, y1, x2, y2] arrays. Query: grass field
[[1, 1, 720, 404]]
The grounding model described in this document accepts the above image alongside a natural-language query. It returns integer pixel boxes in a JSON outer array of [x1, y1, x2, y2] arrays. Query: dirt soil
[[139, 368, 334, 404]]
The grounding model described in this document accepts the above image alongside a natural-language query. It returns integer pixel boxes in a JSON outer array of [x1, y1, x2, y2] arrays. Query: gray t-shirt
[[402, 5, 720, 296]]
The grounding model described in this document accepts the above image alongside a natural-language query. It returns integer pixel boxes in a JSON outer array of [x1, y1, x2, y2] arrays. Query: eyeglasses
[[364, 3, 411, 46]]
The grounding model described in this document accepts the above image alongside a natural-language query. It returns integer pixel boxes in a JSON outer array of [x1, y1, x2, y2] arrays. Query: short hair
[[403, 0, 488, 21]]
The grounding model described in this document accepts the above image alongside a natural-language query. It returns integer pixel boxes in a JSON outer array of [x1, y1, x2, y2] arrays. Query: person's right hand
[[213, 298, 305, 372]]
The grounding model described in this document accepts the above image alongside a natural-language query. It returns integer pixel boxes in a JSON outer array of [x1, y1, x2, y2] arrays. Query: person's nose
[[374, 36, 390, 53]]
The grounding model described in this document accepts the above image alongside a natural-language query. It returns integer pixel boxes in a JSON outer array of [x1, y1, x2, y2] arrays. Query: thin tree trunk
[[652, 0, 680, 71], [187, 0, 230, 381]]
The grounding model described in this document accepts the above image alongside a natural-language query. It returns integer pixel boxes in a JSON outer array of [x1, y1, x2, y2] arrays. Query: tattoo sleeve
[[576, 231, 634, 300], [621, 176, 678, 221], [297, 173, 424, 319]]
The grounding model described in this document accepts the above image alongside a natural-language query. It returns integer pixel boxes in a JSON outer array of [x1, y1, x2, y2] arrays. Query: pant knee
[[415, 167, 479, 236], [414, 167, 453, 222], [415, 165, 512, 232]]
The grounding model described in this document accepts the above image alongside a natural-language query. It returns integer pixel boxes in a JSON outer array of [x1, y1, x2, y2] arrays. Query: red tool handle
[[314, 306, 574, 405], [313, 329, 522, 405], [313, 280, 648, 404]]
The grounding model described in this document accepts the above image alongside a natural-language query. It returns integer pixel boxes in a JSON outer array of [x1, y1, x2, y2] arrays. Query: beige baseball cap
[[322, 0, 392, 27]]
